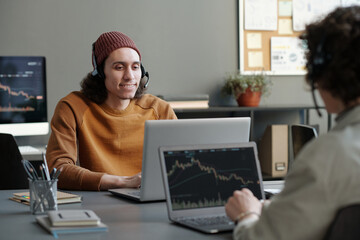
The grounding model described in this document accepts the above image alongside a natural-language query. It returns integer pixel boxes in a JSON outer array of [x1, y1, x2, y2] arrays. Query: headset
[[91, 43, 150, 89], [307, 36, 332, 81], [307, 36, 332, 117]]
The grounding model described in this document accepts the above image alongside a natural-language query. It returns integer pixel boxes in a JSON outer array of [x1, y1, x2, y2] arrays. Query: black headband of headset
[[307, 36, 332, 117]]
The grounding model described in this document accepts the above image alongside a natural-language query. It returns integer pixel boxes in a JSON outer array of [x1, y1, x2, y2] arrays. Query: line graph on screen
[[0, 82, 39, 112], [168, 158, 255, 187], [164, 148, 262, 210]]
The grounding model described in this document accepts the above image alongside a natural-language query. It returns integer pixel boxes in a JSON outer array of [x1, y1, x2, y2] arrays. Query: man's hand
[[225, 188, 262, 222], [100, 172, 141, 190]]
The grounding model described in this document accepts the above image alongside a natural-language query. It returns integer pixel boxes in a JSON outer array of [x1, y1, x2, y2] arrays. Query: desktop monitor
[[0, 56, 48, 136], [291, 124, 318, 159]]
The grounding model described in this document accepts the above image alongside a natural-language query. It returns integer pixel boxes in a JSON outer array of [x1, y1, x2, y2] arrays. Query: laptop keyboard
[[179, 215, 234, 226], [18, 145, 41, 154]]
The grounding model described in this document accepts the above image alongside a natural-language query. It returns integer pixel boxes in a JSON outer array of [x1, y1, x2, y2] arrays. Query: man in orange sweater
[[46, 31, 177, 191]]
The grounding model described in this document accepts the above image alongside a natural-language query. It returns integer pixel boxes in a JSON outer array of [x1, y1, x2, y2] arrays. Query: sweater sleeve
[[46, 96, 104, 191]]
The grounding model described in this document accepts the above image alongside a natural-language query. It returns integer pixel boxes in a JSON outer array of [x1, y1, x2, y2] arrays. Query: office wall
[[0, 0, 324, 145]]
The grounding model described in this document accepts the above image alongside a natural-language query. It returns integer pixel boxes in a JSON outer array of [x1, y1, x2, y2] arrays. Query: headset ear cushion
[[140, 64, 149, 88], [91, 42, 105, 79], [98, 66, 104, 79], [308, 36, 332, 79], [141, 64, 146, 78]]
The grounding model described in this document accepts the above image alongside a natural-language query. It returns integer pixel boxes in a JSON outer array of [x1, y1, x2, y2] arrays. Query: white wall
[[0, 0, 325, 145]]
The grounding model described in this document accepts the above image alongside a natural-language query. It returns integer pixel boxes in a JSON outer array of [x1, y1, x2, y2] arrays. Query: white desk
[[19, 146, 46, 161], [0, 190, 233, 240]]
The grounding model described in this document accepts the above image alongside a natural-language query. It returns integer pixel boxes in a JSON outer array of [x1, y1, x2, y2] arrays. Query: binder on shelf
[[258, 125, 288, 177], [157, 94, 209, 109], [167, 100, 209, 109]]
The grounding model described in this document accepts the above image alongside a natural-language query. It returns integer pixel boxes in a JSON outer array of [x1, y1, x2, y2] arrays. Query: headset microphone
[[311, 78, 322, 117]]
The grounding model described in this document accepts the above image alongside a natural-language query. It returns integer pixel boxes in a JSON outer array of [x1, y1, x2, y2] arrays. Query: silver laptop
[[109, 117, 251, 202], [159, 142, 265, 233]]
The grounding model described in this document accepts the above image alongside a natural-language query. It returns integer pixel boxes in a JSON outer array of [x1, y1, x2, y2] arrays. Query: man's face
[[103, 47, 142, 101]]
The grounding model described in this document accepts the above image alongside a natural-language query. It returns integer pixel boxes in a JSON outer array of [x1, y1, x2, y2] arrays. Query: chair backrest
[[291, 124, 318, 159], [0, 133, 28, 189], [324, 204, 360, 240]]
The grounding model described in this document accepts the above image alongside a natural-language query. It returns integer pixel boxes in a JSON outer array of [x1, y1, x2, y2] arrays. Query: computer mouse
[[264, 191, 274, 199]]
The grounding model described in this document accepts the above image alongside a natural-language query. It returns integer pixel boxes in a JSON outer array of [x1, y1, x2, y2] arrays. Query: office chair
[[0, 133, 28, 189], [291, 124, 318, 159], [323, 204, 360, 240]]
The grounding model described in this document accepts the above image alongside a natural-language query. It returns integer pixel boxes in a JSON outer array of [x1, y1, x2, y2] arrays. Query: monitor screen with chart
[[0, 56, 48, 136], [161, 143, 264, 211]]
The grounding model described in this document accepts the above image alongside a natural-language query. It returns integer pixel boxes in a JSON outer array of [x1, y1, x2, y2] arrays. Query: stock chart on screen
[[163, 146, 262, 210], [0, 56, 46, 122]]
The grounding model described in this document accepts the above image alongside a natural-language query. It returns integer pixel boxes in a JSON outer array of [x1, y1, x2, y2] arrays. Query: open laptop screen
[[162, 144, 264, 211]]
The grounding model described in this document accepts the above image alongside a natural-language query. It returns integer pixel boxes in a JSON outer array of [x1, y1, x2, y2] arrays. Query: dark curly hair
[[300, 6, 360, 105], [80, 64, 147, 104]]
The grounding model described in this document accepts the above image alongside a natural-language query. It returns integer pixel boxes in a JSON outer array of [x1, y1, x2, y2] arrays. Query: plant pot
[[236, 88, 261, 107]]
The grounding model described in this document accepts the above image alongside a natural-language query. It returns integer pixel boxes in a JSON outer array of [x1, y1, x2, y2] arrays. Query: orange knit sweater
[[46, 91, 177, 190]]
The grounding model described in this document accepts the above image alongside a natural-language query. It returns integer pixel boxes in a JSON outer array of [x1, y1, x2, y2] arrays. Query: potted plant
[[221, 71, 271, 107]]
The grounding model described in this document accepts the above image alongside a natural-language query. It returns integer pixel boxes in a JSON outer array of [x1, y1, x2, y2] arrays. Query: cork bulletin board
[[239, 0, 305, 75], [238, 0, 348, 75]]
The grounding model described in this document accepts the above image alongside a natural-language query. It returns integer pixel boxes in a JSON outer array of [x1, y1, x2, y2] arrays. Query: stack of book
[[10, 190, 82, 205], [36, 209, 108, 238], [158, 94, 209, 109]]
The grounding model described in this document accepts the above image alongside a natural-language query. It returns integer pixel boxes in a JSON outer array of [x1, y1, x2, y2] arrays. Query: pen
[[53, 168, 62, 180], [40, 165, 46, 180], [29, 167, 37, 180], [50, 168, 57, 179], [21, 159, 39, 180], [42, 152, 51, 180], [21, 160, 34, 180]]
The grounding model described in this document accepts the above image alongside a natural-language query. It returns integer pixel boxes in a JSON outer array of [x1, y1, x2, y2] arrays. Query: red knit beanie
[[93, 31, 141, 67]]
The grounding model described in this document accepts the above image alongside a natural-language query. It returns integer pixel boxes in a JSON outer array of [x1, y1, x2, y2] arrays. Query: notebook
[[36, 215, 108, 238], [158, 142, 265, 233], [109, 117, 251, 202]]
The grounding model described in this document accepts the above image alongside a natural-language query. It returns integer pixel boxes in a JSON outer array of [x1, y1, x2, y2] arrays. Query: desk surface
[[0, 189, 233, 240]]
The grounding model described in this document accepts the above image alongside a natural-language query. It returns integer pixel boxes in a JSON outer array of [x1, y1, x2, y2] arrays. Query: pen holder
[[29, 179, 58, 215]]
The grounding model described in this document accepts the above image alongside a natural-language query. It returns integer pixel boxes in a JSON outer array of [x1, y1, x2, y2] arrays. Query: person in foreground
[[46, 31, 177, 191], [225, 6, 360, 240]]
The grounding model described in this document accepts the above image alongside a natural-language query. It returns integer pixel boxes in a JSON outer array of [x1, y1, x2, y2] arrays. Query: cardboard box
[[258, 125, 288, 177]]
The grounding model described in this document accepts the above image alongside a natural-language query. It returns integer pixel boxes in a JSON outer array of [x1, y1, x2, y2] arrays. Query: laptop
[[158, 142, 265, 233], [109, 117, 251, 202]]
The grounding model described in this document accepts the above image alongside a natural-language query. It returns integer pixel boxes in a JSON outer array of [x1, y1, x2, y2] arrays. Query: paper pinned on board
[[248, 51, 264, 68], [279, 1, 292, 16], [278, 19, 293, 35], [247, 33, 262, 49], [244, 0, 277, 30]]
